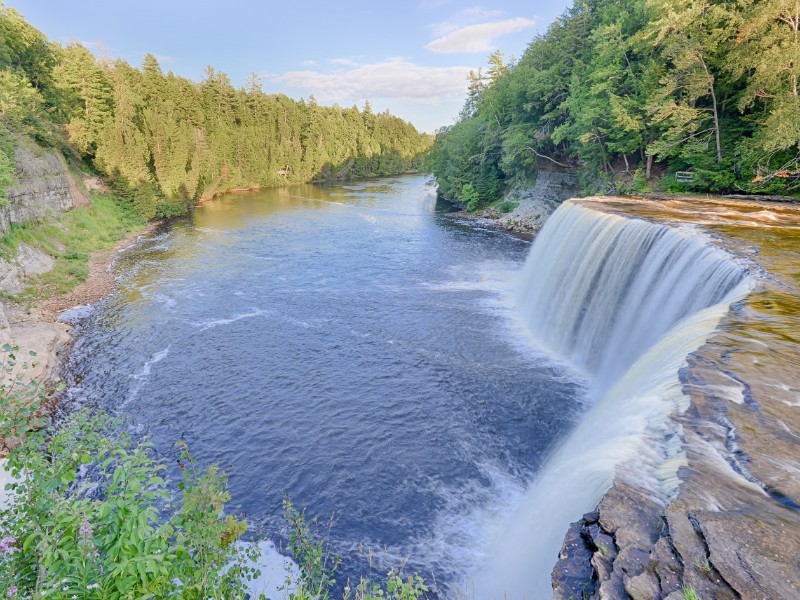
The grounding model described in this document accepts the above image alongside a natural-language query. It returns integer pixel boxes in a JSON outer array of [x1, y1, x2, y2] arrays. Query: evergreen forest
[[426, 0, 800, 208], [0, 2, 431, 219]]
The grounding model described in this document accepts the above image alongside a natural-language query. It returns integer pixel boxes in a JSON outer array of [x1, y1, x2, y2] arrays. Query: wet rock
[[650, 538, 682, 596], [696, 510, 800, 600], [553, 520, 598, 600], [598, 483, 663, 550]]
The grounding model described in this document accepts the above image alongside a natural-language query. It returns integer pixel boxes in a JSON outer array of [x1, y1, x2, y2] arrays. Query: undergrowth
[[0, 193, 145, 303]]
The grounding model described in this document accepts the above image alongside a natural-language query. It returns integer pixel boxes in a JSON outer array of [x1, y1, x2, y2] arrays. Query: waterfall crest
[[473, 199, 751, 599], [517, 201, 747, 391]]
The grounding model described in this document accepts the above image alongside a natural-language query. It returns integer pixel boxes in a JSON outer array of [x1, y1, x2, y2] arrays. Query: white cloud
[[273, 58, 472, 105], [300, 59, 318, 66], [329, 58, 359, 67], [431, 7, 504, 36], [425, 17, 536, 53]]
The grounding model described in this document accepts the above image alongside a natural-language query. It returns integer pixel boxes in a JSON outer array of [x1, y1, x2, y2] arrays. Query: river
[[63, 175, 587, 593]]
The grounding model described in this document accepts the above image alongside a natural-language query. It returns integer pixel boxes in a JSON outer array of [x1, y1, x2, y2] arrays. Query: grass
[[683, 584, 701, 600], [0, 192, 146, 303]]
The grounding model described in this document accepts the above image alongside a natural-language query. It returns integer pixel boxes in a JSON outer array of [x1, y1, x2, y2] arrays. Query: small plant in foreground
[[682, 583, 701, 600], [281, 499, 429, 600], [0, 365, 258, 599]]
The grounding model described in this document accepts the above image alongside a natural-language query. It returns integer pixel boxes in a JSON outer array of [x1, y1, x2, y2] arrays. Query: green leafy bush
[[0, 346, 259, 599], [631, 168, 651, 193], [460, 183, 481, 212], [281, 498, 429, 600], [497, 200, 517, 214], [0, 147, 13, 205]]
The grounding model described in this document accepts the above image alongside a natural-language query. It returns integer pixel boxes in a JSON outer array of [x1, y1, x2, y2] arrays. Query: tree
[[645, 0, 735, 164], [730, 0, 800, 187]]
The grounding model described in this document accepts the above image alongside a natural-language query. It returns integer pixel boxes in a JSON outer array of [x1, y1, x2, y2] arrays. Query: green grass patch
[[682, 584, 701, 600], [1, 193, 146, 303], [495, 199, 518, 214]]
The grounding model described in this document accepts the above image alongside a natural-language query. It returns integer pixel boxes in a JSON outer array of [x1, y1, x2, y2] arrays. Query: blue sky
[[11, 0, 570, 132]]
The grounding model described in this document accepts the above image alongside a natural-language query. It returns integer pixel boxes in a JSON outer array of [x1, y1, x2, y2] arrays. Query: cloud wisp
[[273, 58, 471, 105], [425, 17, 536, 53]]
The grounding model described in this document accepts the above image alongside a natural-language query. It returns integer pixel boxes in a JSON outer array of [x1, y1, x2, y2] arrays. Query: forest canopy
[[426, 0, 800, 208], [0, 2, 432, 218]]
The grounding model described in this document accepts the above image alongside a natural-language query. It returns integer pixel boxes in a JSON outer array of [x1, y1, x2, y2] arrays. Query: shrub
[[460, 183, 480, 212], [631, 167, 652, 193], [0, 346, 258, 599], [497, 200, 517, 214], [282, 498, 428, 600]]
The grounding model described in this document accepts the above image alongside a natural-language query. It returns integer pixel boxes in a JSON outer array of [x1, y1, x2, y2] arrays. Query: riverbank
[[0, 199, 156, 455]]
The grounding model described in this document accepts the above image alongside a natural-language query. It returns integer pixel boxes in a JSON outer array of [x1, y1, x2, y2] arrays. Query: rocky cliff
[[2, 142, 87, 234], [498, 168, 581, 232], [550, 199, 800, 600], [0, 142, 86, 380]]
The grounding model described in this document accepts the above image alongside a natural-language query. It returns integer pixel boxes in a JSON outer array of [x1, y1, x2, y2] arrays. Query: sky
[[10, 0, 571, 133]]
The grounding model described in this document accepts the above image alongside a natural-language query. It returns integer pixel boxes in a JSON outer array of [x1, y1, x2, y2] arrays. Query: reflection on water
[[65, 175, 586, 593]]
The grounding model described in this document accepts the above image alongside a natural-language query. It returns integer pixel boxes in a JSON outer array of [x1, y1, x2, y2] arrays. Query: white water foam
[[470, 200, 752, 599], [230, 540, 300, 599], [119, 346, 171, 409], [189, 309, 268, 332]]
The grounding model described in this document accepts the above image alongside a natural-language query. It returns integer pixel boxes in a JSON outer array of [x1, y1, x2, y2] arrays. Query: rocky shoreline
[[0, 141, 156, 454], [0, 222, 156, 455]]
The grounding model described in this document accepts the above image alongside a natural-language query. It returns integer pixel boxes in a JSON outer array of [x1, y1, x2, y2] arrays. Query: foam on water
[[471, 200, 752, 598]]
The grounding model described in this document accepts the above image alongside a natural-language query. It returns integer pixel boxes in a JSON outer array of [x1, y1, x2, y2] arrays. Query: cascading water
[[471, 200, 752, 599]]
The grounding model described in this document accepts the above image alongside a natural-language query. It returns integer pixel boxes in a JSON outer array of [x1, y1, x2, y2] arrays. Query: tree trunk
[[702, 59, 723, 164], [710, 83, 722, 164], [646, 154, 653, 180]]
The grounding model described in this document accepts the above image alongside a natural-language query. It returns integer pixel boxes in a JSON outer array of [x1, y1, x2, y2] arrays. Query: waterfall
[[471, 200, 751, 599]]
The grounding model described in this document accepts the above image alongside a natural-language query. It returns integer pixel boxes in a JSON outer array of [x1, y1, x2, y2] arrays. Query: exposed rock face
[[0, 142, 84, 378], [0, 143, 85, 301], [551, 199, 800, 600], [498, 167, 581, 232], [2, 143, 86, 234]]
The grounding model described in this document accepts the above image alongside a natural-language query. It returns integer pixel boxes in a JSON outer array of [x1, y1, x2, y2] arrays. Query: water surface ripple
[[65, 176, 585, 589]]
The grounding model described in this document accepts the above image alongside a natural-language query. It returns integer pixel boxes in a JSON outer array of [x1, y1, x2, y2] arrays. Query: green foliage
[[682, 584, 701, 600], [428, 0, 800, 200], [282, 498, 338, 598], [0, 351, 258, 599], [0, 143, 13, 203], [0, 192, 145, 302], [497, 200, 517, 214], [631, 168, 651, 193], [0, 344, 52, 452], [460, 183, 481, 211], [61, 57, 431, 217], [0, 5, 432, 220], [280, 500, 428, 600]]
